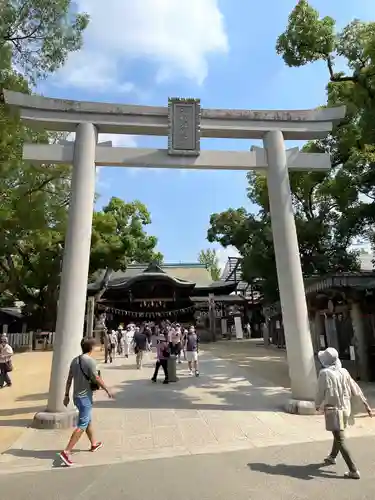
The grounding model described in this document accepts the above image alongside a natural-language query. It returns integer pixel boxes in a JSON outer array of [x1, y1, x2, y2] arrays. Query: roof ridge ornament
[[143, 262, 165, 274]]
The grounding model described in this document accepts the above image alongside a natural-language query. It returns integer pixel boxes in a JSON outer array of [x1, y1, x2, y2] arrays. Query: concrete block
[[32, 409, 78, 429], [285, 399, 316, 415]]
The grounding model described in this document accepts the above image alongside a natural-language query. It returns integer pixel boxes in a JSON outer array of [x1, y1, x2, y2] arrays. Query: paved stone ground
[[206, 339, 375, 406], [0, 348, 374, 475], [0, 348, 104, 453], [0, 350, 52, 453], [206, 339, 290, 388], [1, 436, 375, 499]]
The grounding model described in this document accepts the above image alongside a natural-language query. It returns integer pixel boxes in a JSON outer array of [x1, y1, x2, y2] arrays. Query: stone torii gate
[[3, 90, 345, 425]]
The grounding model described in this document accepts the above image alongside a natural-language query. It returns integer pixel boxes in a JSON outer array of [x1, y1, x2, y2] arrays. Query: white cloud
[[52, 53, 135, 94], [98, 134, 137, 148], [215, 246, 241, 272], [56, 0, 228, 90]]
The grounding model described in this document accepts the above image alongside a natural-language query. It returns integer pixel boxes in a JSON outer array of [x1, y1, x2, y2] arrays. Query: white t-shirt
[[126, 329, 134, 343], [0, 343, 13, 363], [171, 330, 181, 345]]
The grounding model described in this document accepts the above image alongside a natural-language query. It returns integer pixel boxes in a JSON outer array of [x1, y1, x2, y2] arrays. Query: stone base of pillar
[[32, 409, 78, 429], [285, 399, 316, 415], [167, 356, 179, 383]]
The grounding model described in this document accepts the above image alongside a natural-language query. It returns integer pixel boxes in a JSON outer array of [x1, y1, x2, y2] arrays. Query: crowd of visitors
[[100, 320, 199, 382]]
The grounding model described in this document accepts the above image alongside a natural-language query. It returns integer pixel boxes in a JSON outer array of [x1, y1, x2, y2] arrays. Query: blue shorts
[[74, 395, 93, 430]]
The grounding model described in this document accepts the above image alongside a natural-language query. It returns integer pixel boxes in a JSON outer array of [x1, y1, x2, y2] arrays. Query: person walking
[[316, 347, 372, 479], [103, 329, 110, 364], [117, 327, 124, 356], [181, 328, 188, 360], [185, 326, 199, 377], [144, 326, 152, 352], [60, 338, 114, 467], [109, 330, 117, 361], [122, 325, 131, 358], [0, 335, 13, 388], [133, 327, 148, 369], [170, 326, 182, 363], [151, 333, 169, 384]]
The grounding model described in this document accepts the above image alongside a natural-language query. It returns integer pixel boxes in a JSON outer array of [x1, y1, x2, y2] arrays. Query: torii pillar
[[263, 133, 318, 413]]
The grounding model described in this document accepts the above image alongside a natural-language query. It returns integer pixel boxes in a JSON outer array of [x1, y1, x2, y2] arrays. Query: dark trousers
[[0, 363, 11, 387], [330, 431, 357, 472], [170, 342, 181, 356], [152, 359, 168, 381], [105, 344, 113, 363]]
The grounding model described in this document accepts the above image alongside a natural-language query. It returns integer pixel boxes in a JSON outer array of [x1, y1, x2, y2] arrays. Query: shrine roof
[[87, 262, 223, 294]]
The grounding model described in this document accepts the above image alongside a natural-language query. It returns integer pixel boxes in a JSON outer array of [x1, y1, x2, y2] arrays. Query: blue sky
[[42, 0, 375, 267]]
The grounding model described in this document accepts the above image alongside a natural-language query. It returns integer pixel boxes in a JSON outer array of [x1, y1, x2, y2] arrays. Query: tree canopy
[[1, 194, 162, 328], [198, 248, 221, 281], [208, 0, 375, 303], [1, 0, 89, 83], [91, 197, 163, 275], [0, 1, 162, 328]]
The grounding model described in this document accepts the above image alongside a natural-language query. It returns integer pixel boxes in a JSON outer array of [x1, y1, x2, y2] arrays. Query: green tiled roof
[[88, 262, 215, 291]]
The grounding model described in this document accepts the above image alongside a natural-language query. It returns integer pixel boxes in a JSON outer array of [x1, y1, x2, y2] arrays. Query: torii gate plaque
[[2, 89, 346, 426], [168, 97, 201, 156]]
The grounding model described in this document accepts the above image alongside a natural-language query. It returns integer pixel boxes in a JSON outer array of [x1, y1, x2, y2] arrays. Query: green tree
[[0, 195, 163, 328], [207, 0, 374, 302], [0, 0, 89, 325], [198, 248, 221, 281], [207, 209, 279, 302], [0, 51, 71, 325], [276, 0, 375, 244], [0, 1, 161, 329], [90, 197, 163, 273], [1, 0, 89, 83], [208, 0, 375, 303]]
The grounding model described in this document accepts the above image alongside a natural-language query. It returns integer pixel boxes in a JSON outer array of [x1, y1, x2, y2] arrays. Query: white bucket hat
[[318, 347, 340, 368]]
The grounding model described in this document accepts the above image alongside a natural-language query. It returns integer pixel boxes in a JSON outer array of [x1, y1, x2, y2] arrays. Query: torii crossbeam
[[24, 143, 331, 171]]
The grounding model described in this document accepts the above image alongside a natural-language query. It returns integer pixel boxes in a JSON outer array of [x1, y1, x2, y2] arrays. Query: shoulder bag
[[5, 359, 13, 372], [78, 356, 101, 392], [324, 406, 346, 431]]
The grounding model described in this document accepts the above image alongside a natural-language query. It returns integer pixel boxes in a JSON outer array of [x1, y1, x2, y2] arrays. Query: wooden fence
[[7, 332, 55, 352]]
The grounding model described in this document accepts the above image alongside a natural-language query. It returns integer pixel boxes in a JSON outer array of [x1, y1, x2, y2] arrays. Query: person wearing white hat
[[316, 347, 372, 479]]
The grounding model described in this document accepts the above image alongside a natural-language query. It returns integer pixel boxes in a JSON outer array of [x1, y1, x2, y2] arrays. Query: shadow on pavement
[[5, 448, 62, 460], [16, 392, 48, 402], [4, 447, 85, 468], [95, 356, 290, 413], [103, 364, 142, 371], [0, 418, 32, 427], [0, 405, 44, 428], [0, 405, 44, 427], [0, 405, 42, 418], [247, 461, 343, 480], [205, 340, 291, 389]]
